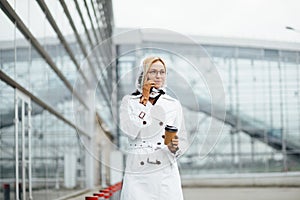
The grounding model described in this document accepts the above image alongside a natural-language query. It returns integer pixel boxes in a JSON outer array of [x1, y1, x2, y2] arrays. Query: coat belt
[[128, 142, 153, 149]]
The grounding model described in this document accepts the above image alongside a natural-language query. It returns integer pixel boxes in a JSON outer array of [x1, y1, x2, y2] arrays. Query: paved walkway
[[61, 187, 300, 200], [4, 186, 299, 200], [183, 187, 300, 200]]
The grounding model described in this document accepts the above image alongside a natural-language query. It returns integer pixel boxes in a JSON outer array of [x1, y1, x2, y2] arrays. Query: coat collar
[[129, 94, 176, 102]]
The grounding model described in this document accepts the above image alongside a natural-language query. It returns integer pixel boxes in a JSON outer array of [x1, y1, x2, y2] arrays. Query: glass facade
[[115, 30, 300, 176], [0, 0, 114, 199]]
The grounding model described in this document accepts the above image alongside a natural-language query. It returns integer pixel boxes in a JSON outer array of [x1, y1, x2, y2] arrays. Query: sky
[[112, 0, 300, 43]]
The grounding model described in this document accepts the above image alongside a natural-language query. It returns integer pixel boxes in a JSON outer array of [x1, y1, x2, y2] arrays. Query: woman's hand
[[167, 135, 179, 154], [140, 80, 156, 105]]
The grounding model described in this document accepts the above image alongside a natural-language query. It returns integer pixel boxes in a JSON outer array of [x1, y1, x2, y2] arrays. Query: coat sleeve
[[163, 100, 189, 158], [175, 100, 189, 157], [119, 95, 152, 140]]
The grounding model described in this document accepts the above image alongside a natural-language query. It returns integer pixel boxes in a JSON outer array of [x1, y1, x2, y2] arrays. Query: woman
[[119, 56, 188, 200]]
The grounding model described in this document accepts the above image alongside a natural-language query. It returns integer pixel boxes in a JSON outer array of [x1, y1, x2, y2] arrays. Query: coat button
[[159, 122, 163, 126], [143, 121, 147, 125], [140, 161, 144, 165]]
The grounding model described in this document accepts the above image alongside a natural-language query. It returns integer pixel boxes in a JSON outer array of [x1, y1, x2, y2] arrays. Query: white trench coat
[[120, 93, 188, 200]]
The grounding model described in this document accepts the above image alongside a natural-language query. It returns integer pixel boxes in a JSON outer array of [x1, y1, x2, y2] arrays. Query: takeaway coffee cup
[[164, 125, 178, 145]]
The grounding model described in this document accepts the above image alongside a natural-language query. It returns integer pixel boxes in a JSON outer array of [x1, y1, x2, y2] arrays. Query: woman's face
[[146, 61, 166, 88]]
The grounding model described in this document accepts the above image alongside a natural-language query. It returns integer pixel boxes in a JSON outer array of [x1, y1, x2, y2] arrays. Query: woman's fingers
[[145, 80, 156, 88], [171, 138, 179, 145], [146, 80, 156, 85], [171, 138, 179, 149], [167, 137, 179, 153], [140, 80, 156, 105]]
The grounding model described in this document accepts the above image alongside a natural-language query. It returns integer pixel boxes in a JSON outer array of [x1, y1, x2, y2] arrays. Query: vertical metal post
[[230, 129, 235, 169], [296, 53, 300, 144], [15, 91, 19, 200], [100, 150, 107, 188], [85, 89, 95, 188], [251, 58, 256, 168], [15, 90, 31, 200], [251, 138, 254, 164], [28, 102, 32, 200], [228, 58, 235, 168], [14, 0, 19, 197], [112, 44, 118, 147], [115, 45, 121, 148], [251, 59, 256, 118], [234, 47, 242, 172], [13, 0, 16, 80], [28, 0, 32, 193], [278, 51, 287, 171], [282, 55, 290, 171], [22, 100, 26, 200], [267, 56, 273, 172], [261, 49, 268, 172]]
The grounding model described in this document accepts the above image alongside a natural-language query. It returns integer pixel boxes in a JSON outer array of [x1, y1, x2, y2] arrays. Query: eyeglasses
[[148, 70, 166, 76]]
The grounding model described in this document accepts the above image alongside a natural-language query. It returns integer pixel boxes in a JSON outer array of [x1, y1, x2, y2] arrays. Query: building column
[[85, 89, 96, 188]]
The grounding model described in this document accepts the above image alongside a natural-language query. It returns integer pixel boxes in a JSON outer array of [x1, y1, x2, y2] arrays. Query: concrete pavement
[[57, 186, 300, 200], [182, 187, 300, 200]]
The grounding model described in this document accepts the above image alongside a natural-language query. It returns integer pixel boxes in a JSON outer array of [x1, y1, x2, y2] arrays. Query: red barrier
[[93, 192, 105, 198], [100, 188, 112, 196], [85, 196, 98, 200], [85, 181, 123, 200], [104, 192, 110, 199]]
